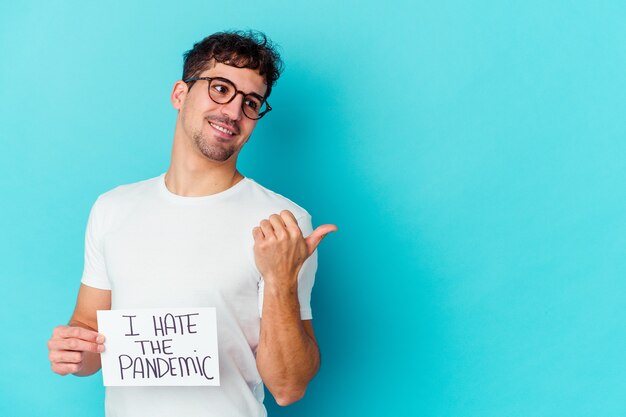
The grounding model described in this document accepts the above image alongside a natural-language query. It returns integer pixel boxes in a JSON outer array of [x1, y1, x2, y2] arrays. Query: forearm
[[256, 279, 320, 406]]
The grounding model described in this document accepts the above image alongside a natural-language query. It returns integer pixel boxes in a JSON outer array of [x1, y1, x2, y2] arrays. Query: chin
[[193, 132, 236, 162]]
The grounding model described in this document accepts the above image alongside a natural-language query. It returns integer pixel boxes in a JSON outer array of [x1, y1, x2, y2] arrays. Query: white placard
[[97, 308, 220, 386]]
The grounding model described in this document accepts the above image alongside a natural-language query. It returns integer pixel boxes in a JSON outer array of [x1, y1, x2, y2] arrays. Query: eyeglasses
[[184, 76, 272, 120]]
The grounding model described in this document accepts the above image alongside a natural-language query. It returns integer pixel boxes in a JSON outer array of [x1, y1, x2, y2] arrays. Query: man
[[47, 30, 336, 417]]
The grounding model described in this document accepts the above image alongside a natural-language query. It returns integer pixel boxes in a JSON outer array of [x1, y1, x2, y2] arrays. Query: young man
[[47, 31, 336, 417]]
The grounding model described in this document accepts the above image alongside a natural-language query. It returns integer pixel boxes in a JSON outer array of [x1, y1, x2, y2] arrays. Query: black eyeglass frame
[[184, 76, 272, 120]]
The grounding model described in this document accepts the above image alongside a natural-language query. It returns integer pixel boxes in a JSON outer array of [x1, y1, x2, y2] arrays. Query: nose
[[220, 93, 244, 121]]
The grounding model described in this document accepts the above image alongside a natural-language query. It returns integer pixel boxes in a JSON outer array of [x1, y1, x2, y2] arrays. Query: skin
[[48, 62, 337, 405], [254, 211, 336, 404]]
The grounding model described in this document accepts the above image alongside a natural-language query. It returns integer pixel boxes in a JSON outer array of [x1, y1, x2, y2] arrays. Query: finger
[[54, 325, 104, 343], [280, 210, 303, 237], [252, 226, 264, 241], [49, 350, 83, 364], [259, 219, 276, 239], [304, 224, 338, 255], [279, 210, 297, 223], [268, 214, 287, 239], [51, 362, 81, 376], [48, 337, 104, 353]]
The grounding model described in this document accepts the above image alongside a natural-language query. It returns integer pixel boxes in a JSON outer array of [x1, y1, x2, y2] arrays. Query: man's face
[[175, 62, 267, 163]]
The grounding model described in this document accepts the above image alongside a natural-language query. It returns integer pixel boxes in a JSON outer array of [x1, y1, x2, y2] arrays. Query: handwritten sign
[[97, 308, 220, 386]]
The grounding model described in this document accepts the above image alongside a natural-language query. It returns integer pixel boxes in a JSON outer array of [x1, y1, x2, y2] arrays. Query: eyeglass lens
[[208, 78, 267, 119]]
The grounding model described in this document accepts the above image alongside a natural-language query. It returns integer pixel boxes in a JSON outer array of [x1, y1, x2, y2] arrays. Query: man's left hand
[[252, 210, 337, 286]]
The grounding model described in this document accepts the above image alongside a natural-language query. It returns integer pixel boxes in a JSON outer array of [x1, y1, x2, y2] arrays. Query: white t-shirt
[[81, 174, 317, 417]]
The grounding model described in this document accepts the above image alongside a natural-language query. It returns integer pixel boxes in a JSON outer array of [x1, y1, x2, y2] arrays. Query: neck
[[165, 135, 244, 197], [164, 165, 244, 197]]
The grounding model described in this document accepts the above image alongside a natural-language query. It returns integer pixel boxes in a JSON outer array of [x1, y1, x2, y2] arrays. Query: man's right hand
[[48, 325, 105, 376]]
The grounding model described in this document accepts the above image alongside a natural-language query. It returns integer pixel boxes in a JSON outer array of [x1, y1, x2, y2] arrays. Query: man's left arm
[[253, 210, 336, 406]]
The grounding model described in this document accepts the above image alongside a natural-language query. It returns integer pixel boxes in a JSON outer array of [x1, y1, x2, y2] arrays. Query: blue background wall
[[1, 1, 625, 416]]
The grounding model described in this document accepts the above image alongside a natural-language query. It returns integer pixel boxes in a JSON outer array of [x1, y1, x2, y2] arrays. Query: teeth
[[210, 122, 234, 135]]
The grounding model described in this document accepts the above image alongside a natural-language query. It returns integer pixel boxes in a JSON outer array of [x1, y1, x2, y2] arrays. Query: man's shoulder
[[243, 178, 310, 220], [93, 174, 161, 211]]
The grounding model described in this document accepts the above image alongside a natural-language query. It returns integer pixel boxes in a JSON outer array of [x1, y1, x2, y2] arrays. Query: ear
[[171, 80, 189, 110]]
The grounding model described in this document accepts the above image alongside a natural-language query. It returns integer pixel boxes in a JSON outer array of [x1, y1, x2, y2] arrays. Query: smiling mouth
[[208, 121, 237, 136]]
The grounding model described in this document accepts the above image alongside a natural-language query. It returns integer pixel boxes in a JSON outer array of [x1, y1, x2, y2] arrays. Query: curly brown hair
[[182, 30, 283, 99]]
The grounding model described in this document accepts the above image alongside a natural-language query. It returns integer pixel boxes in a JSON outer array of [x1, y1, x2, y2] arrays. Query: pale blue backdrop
[[1, 1, 625, 416]]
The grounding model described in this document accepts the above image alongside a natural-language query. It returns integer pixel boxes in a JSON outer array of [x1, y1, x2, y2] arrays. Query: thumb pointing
[[305, 224, 338, 256]]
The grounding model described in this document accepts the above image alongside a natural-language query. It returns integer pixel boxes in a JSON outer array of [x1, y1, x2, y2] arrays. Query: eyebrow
[[249, 92, 265, 100], [212, 76, 266, 100]]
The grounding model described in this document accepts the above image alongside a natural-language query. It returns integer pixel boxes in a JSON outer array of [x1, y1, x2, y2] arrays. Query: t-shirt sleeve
[[295, 214, 317, 320], [257, 213, 317, 320], [81, 197, 112, 290]]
